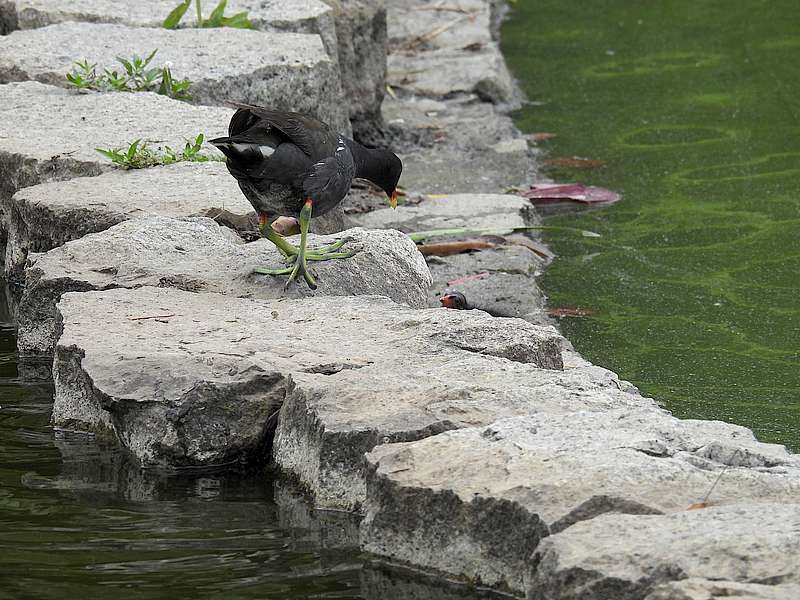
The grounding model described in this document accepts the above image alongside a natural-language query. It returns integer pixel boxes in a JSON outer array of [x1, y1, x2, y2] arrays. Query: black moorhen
[[210, 103, 402, 289]]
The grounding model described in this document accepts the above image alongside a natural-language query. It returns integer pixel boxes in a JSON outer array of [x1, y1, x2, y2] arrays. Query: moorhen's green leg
[[254, 202, 357, 288]]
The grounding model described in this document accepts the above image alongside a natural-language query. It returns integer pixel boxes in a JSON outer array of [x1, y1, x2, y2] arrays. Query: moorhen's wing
[[227, 102, 338, 161], [302, 150, 356, 216]]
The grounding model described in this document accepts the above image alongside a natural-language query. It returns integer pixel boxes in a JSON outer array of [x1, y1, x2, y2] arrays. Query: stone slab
[[2, 0, 337, 56], [20, 215, 430, 356], [351, 192, 548, 320], [527, 503, 800, 600], [388, 0, 491, 52], [381, 95, 536, 194], [0, 22, 349, 132], [362, 409, 800, 594], [352, 193, 537, 233], [52, 286, 564, 471], [2, 0, 333, 41], [388, 45, 517, 105], [3, 162, 250, 276], [0, 81, 231, 262]]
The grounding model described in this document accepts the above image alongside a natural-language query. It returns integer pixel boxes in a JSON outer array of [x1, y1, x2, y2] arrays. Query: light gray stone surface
[[353, 193, 536, 233], [2, 0, 332, 35], [645, 579, 800, 600], [53, 287, 563, 469], [362, 410, 800, 595], [352, 192, 548, 320], [382, 95, 536, 194], [0, 22, 349, 132], [3, 162, 250, 276], [277, 352, 658, 512], [20, 216, 430, 356], [527, 504, 800, 600], [0, 81, 230, 266], [386, 0, 518, 106]]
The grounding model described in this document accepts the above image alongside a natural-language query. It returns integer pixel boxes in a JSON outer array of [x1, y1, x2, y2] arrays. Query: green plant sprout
[[163, 0, 253, 29], [96, 134, 224, 169], [66, 50, 192, 101]]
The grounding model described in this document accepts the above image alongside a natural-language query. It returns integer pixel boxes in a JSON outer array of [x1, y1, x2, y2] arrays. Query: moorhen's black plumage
[[210, 102, 403, 289]]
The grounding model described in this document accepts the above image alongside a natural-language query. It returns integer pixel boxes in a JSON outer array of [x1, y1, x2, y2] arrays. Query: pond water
[[502, 0, 800, 449]]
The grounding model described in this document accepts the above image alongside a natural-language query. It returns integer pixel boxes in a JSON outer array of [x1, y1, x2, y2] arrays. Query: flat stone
[[388, 46, 517, 105], [362, 410, 800, 595], [0, 81, 231, 262], [352, 193, 548, 320], [645, 579, 800, 600], [527, 503, 800, 600], [20, 215, 430, 357], [3, 162, 251, 277], [53, 287, 563, 469], [0, 22, 348, 131], [353, 193, 536, 233], [388, 0, 491, 51], [0, 0, 338, 71], [2, 0, 334, 44], [378, 95, 535, 194]]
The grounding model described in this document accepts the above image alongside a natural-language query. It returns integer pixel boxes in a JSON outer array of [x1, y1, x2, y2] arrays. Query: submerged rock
[[19, 216, 430, 357]]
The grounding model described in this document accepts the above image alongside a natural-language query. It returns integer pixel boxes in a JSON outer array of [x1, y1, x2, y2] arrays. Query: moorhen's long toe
[[211, 103, 403, 289]]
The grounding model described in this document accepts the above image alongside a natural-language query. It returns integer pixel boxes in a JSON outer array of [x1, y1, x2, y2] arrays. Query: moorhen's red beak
[[440, 294, 456, 308], [390, 190, 398, 209]]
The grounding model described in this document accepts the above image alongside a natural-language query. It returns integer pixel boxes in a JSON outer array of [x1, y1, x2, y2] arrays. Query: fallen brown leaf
[[527, 132, 557, 142], [417, 239, 496, 256]]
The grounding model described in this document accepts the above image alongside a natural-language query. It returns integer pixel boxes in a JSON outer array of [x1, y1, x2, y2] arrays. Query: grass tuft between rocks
[[66, 49, 192, 101], [96, 134, 224, 169]]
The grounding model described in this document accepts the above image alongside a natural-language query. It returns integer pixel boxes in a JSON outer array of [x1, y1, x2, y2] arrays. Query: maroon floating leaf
[[521, 183, 621, 206]]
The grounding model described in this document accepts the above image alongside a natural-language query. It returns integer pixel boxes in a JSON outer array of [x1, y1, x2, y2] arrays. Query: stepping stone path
[[20, 216, 431, 357], [362, 409, 800, 594], [0, 81, 231, 271], [0, 0, 797, 597], [0, 23, 348, 131]]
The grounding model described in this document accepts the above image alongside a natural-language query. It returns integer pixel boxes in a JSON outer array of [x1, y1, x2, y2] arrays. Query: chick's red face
[[440, 292, 468, 310]]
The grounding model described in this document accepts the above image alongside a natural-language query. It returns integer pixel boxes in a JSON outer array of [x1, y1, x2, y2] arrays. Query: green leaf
[[205, 0, 227, 26], [220, 12, 253, 29], [126, 139, 141, 161], [163, 0, 191, 29], [143, 48, 159, 68]]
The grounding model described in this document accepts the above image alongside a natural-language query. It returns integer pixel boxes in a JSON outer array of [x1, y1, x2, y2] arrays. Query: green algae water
[[502, 1, 800, 449]]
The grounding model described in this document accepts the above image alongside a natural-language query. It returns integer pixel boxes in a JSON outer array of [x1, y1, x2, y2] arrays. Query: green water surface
[[502, 1, 800, 448]]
